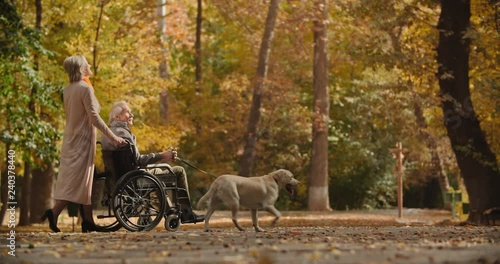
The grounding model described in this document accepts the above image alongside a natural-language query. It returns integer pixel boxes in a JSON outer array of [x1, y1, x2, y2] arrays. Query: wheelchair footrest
[[96, 214, 115, 219]]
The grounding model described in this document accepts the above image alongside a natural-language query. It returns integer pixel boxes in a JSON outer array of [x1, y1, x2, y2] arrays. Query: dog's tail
[[196, 182, 217, 209]]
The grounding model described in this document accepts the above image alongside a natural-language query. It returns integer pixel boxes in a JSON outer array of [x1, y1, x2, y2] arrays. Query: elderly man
[[101, 101, 204, 223]]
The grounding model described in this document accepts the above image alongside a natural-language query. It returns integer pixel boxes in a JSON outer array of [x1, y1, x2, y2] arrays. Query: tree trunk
[[308, 0, 331, 211], [93, 0, 107, 74], [157, 0, 169, 123], [21, 0, 45, 225], [159, 91, 169, 123], [21, 1, 39, 221], [413, 100, 451, 208], [19, 161, 31, 225], [34, 0, 41, 71], [157, 0, 167, 40], [195, 0, 202, 93], [238, 0, 281, 176], [437, 0, 500, 224], [29, 165, 54, 223]]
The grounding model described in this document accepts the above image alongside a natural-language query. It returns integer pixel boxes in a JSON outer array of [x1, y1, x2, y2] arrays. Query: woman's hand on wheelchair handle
[[112, 136, 126, 148]]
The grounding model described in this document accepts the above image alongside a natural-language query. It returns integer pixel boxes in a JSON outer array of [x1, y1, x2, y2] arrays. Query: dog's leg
[[251, 209, 265, 232], [230, 206, 245, 231], [203, 206, 216, 232], [264, 206, 282, 226], [204, 198, 220, 232]]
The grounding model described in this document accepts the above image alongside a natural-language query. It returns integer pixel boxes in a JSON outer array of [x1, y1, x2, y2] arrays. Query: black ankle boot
[[41, 209, 61, 233], [82, 220, 102, 233]]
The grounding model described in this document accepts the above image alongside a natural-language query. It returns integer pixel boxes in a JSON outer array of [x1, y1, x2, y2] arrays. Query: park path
[[1, 209, 499, 264]]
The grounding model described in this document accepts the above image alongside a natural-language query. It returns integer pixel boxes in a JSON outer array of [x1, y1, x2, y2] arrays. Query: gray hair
[[63, 55, 88, 82], [109, 101, 129, 123]]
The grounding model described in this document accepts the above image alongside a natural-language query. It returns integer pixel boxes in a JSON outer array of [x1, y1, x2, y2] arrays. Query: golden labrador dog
[[197, 169, 300, 232]]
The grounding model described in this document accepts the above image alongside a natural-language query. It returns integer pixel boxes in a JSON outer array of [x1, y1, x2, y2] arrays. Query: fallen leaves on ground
[[1, 209, 499, 263]]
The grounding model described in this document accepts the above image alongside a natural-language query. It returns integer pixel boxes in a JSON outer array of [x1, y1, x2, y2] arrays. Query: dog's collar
[[273, 175, 279, 186]]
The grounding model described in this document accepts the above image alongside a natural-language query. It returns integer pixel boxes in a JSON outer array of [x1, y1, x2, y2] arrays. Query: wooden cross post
[[389, 142, 408, 218]]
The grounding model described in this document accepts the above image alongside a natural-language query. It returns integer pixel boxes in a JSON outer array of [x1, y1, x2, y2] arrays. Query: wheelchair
[[91, 141, 198, 232]]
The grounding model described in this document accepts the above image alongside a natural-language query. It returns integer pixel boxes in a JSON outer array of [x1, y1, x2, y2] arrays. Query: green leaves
[[0, 0, 61, 166]]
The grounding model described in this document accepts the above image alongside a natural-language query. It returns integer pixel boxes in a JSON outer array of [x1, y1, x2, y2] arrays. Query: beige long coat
[[54, 80, 112, 205]]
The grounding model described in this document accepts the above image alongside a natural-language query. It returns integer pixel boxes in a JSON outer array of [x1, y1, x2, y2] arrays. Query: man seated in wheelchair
[[101, 101, 204, 224]]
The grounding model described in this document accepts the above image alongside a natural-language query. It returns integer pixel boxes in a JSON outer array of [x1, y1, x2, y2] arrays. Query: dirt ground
[[1, 209, 499, 264]]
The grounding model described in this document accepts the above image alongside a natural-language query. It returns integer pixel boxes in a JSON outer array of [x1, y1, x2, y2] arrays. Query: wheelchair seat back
[[102, 142, 138, 181]]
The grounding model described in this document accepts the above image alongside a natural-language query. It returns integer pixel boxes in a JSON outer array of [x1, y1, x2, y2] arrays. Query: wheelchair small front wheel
[[165, 214, 180, 232]]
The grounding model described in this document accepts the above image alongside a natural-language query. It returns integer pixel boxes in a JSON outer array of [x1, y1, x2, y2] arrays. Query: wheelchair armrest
[[146, 163, 173, 170]]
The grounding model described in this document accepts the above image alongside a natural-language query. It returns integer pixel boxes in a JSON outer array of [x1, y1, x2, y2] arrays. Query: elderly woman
[[42, 55, 125, 232]]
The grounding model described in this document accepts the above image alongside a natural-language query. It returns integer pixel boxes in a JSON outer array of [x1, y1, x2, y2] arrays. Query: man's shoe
[[194, 213, 205, 222], [181, 211, 205, 223]]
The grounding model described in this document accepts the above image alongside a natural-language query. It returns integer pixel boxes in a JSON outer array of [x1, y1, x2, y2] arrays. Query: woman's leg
[[51, 200, 68, 225], [42, 200, 67, 232], [80, 204, 101, 232], [81, 204, 95, 224]]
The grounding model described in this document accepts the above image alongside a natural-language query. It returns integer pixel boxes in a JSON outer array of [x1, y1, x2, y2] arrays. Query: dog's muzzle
[[285, 179, 300, 196]]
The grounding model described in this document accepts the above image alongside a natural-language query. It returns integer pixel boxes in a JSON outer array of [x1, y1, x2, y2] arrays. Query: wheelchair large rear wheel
[[91, 173, 121, 232], [112, 172, 166, 231]]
